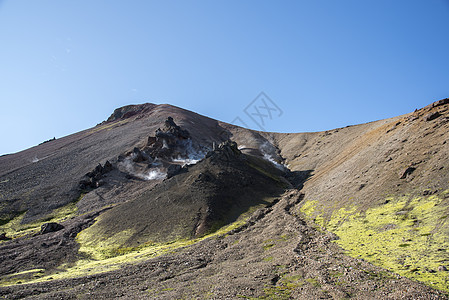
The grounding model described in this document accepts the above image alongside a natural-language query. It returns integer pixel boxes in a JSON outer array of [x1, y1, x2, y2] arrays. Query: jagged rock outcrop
[[166, 164, 183, 178], [424, 97, 449, 109], [111, 117, 201, 182], [130, 147, 150, 163], [156, 116, 190, 140], [424, 111, 441, 121], [145, 116, 194, 160], [206, 140, 241, 162], [79, 161, 113, 189], [116, 116, 196, 166]]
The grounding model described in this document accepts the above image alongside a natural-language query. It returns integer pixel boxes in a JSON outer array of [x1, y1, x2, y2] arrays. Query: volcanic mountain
[[0, 99, 448, 299]]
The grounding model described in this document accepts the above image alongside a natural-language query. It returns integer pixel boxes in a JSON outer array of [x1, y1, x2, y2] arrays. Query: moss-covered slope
[[272, 99, 449, 291]]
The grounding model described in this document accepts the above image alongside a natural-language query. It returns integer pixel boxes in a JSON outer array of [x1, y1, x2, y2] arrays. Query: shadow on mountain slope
[[76, 141, 290, 258]]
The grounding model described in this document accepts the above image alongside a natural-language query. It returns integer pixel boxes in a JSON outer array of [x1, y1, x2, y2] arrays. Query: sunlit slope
[[260, 99, 449, 291]]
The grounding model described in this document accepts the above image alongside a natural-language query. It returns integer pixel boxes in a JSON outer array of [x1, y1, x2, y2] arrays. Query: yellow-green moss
[[0, 212, 252, 287], [263, 242, 275, 250], [0, 269, 46, 286], [76, 199, 270, 260], [77, 228, 137, 259], [244, 274, 305, 299], [305, 277, 321, 287], [302, 192, 449, 292], [87, 119, 130, 135], [299, 200, 318, 217], [0, 200, 79, 240]]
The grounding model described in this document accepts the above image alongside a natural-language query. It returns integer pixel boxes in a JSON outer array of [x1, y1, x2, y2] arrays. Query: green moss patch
[[0, 200, 79, 240], [77, 200, 269, 260], [0, 268, 46, 286], [301, 192, 449, 291], [87, 118, 130, 134], [0, 215, 250, 287], [242, 274, 305, 299]]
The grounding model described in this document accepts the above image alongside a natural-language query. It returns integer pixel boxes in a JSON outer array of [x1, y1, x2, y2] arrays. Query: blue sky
[[0, 1, 448, 155]]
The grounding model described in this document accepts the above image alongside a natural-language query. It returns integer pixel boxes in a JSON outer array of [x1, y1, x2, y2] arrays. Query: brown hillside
[[0, 98, 448, 298]]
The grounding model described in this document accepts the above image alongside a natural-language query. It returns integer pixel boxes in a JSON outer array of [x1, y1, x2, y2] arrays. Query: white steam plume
[[171, 139, 207, 167], [259, 141, 287, 171], [119, 157, 166, 181], [143, 169, 166, 180]]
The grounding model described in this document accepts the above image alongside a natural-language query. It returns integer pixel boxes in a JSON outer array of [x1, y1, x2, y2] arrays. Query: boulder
[[167, 164, 182, 178], [79, 178, 93, 190], [40, 222, 64, 234], [103, 160, 113, 172], [80, 161, 114, 190], [400, 166, 416, 179], [424, 111, 441, 121], [132, 147, 146, 162], [438, 266, 448, 272], [0, 232, 10, 241], [163, 116, 190, 139]]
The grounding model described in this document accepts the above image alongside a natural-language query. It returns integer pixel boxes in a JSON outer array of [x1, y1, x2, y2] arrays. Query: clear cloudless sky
[[1, 0, 448, 155]]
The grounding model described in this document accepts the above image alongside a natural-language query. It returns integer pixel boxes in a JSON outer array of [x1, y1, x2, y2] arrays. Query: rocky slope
[[0, 98, 448, 298]]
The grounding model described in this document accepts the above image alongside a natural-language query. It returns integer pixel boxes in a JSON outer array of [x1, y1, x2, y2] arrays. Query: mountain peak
[[106, 103, 158, 122]]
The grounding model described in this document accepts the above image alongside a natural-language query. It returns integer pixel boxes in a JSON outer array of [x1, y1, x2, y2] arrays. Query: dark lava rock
[[103, 160, 113, 172], [196, 172, 214, 183], [206, 140, 241, 162], [78, 178, 90, 189], [154, 117, 190, 143], [438, 266, 448, 272], [400, 166, 416, 179], [422, 189, 437, 196], [427, 98, 449, 109], [40, 222, 64, 234], [161, 116, 190, 140], [132, 147, 147, 162], [0, 232, 10, 241], [424, 111, 441, 122], [167, 164, 183, 178], [144, 116, 195, 160], [79, 161, 114, 190], [39, 137, 56, 145]]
